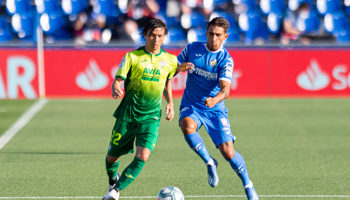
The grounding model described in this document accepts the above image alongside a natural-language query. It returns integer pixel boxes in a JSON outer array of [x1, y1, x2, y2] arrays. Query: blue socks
[[227, 151, 252, 187], [184, 132, 212, 164]]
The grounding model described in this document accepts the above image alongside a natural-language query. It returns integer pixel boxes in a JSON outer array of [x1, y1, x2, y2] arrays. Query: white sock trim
[[244, 181, 253, 188], [206, 158, 214, 166]]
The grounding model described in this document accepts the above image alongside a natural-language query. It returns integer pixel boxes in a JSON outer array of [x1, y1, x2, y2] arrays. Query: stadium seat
[[344, 0, 350, 15], [0, 16, 14, 42], [35, 0, 61, 14], [164, 27, 187, 44], [62, 0, 88, 16], [187, 27, 207, 43], [267, 12, 283, 34], [316, 0, 342, 15], [288, 0, 313, 11], [238, 11, 269, 44], [324, 12, 350, 34], [11, 12, 36, 41], [5, 0, 31, 15], [156, 12, 181, 28], [260, 0, 286, 15], [335, 28, 350, 43], [181, 11, 206, 29], [239, 0, 260, 12], [92, 0, 121, 17], [296, 11, 321, 33], [39, 12, 71, 40]]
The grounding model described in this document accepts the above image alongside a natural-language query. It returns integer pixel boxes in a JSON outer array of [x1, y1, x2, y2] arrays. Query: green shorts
[[107, 118, 160, 157]]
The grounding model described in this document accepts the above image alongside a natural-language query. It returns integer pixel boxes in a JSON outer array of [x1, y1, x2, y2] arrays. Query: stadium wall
[[1, 48, 350, 99]]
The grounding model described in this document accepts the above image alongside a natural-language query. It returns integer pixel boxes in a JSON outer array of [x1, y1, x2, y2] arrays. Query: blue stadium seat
[[0, 16, 14, 42], [92, 0, 121, 17], [297, 11, 321, 33], [316, 0, 342, 15], [226, 26, 241, 43], [35, 0, 61, 14], [324, 12, 350, 37], [240, 0, 260, 12], [39, 12, 71, 40], [260, 0, 286, 15], [187, 27, 207, 43], [181, 11, 206, 29], [165, 27, 187, 44], [5, 0, 31, 15], [11, 12, 36, 41], [288, 0, 313, 11], [62, 0, 88, 15], [156, 12, 181, 28], [238, 11, 269, 44], [335, 28, 350, 43], [266, 12, 283, 34]]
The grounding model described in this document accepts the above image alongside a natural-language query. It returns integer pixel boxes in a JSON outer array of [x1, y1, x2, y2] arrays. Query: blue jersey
[[178, 42, 234, 110]]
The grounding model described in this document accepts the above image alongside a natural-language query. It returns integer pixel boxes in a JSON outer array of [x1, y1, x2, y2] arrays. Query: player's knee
[[180, 119, 197, 134], [219, 143, 235, 160], [135, 152, 150, 162], [106, 155, 119, 163]]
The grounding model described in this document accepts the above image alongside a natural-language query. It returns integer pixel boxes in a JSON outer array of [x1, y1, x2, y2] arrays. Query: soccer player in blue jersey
[[176, 17, 259, 200]]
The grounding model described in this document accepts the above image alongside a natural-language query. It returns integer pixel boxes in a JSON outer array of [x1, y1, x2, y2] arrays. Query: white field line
[[0, 99, 48, 150], [1, 195, 350, 199]]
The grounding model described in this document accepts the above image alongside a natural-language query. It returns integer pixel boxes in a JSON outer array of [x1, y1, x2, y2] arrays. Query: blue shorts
[[179, 105, 236, 147]]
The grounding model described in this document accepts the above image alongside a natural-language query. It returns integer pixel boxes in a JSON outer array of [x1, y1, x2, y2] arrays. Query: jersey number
[[111, 130, 122, 145]]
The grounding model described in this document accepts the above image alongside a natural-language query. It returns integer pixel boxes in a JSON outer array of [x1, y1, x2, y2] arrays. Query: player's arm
[[111, 77, 124, 99], [204, 80, 230, 108], [176, 62, 194, 74], [163, 79, 174, 121]]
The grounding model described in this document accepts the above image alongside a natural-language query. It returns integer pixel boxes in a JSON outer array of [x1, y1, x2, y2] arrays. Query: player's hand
[[204, 97, 216, 108], [165, 103, 174, 121], [178, 62, 194, 72], [112, 88, 123, 99]]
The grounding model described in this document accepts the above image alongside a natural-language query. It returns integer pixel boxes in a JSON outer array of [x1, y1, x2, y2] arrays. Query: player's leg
[[179, 106, 218, 187], [115, 146, 149, 190], [114, 119, 159, 191], [103, 119, 136, 200], [106, 155, 120, 189], [218, 142, 258, 200]]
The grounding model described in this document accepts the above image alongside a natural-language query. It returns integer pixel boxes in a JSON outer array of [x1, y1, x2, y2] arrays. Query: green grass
[[0, 98, 350, 200], [0, 100, 35, 136]]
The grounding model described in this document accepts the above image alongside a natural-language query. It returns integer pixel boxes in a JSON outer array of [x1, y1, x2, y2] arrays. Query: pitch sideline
[[1, 195, 350, 199], [0, 99, 48, 150]]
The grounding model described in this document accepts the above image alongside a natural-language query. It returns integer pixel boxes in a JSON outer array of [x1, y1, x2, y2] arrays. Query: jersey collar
[[141, 46, 165, 56], [204, 43, 224, 53]]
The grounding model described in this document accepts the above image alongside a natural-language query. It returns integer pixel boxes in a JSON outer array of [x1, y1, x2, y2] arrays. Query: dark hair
[[142, 18, 168, 37], [207, 17, 230, 33]]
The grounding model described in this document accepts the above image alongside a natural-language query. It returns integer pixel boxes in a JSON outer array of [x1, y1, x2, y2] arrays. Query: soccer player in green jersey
[[102, 18, 178, 200]]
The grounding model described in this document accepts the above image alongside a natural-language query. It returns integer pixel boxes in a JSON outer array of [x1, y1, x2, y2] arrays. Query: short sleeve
[[177, 43, 191, 65], [219, 56, 234, 84], [115, 52, 132, 80], [167, 54, 178, 80]]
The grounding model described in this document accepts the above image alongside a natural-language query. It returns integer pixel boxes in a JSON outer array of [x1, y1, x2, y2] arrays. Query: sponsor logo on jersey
[[142, 67, 161, 82], [76, 59, 108, 91], [195, 54, 202, 57], [189, 66, 218, 80], [296, 60, 330, 91]]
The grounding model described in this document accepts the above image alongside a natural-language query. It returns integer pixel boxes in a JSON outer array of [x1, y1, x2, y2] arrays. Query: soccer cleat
[[102, 188, 119, 200], [244, 182, 259, 200], [207, 158, 219, 187]]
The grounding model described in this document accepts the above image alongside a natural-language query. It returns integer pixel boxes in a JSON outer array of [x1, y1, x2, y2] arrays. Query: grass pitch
[[0, 98, 350, 200]]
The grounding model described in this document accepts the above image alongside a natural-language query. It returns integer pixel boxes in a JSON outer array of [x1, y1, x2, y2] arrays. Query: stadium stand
[[0, 0, 349, 45]]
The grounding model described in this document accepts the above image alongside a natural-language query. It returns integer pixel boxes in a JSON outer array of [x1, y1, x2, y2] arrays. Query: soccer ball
[[157, 186, 184, 200]]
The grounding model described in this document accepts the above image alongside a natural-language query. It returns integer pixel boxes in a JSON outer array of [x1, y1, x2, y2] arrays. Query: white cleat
[[102, 188, 119, 200]]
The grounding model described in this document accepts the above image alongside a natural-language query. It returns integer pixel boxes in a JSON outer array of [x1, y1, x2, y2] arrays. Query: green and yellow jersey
[[113, 46, 178, 122]]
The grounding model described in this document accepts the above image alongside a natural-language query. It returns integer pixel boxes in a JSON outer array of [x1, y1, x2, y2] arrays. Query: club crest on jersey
[[159, 61, 166, 68], [210, 59, 217, 67]]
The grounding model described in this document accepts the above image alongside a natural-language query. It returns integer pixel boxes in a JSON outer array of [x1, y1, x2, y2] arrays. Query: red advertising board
[[1, 48, 350, 99], [0, 49, 39, 99]]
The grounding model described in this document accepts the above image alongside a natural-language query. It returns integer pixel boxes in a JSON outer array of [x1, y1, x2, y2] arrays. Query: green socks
[[105, 157, 120, 181], [115, 156, 146, 191]]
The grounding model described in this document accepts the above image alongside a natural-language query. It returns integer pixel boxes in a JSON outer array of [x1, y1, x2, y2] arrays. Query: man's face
[[206, 25, 228, 51], [144, 27, 166, 52]]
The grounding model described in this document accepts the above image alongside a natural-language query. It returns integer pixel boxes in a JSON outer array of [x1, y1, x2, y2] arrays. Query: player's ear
[[225, 33, 228, 40]]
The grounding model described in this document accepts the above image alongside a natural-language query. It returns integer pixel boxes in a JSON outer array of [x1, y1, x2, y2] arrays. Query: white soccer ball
[[157, 186, 184, 200]]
